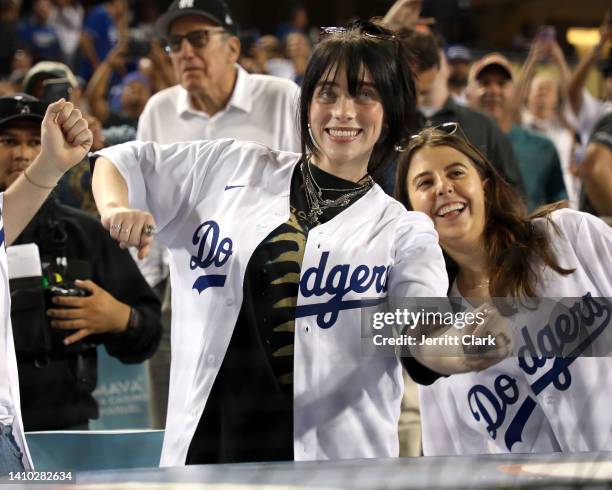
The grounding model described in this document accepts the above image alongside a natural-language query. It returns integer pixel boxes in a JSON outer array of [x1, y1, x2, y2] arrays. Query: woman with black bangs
[[87, 21, 508, 466]]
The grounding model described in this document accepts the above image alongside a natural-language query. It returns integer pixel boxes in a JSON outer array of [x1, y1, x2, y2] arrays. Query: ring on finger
[[111, 224, 121, 230], [143, 224, 157, 236]]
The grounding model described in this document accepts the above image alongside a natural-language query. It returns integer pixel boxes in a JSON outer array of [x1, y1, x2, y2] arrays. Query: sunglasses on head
[[164, 27, 226, 53], [319, 24, 402, 42], [394, 122, 466, 152]]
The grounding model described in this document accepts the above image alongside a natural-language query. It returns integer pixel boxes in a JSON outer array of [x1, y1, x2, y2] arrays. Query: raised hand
[[41, 99, 92, 175], [383, 0, 425, 30]]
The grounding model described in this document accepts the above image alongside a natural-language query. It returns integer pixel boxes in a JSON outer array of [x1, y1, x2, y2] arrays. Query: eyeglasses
[[319, 24, 402, 42], [164, 28, 226, 53], [413, 122, 467, 139], [396, 122, 467, 152]]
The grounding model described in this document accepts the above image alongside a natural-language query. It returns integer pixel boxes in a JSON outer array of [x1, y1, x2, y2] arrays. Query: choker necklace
[[301, 157, 373, 225]]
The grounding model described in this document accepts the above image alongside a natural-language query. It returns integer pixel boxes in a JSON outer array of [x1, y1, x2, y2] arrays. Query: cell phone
[[41, 78, 72, 103]]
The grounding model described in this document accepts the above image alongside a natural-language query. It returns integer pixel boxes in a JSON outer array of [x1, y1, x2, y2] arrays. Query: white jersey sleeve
[[548, 209, 612, 296], [387, 210, 448, 298], [96, 138, 238, 245]]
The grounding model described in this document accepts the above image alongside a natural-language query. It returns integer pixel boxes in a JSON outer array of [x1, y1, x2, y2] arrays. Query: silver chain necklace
[[300, 157, 373, 225]]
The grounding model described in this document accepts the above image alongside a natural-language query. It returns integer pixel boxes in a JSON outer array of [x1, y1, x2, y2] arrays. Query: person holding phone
[[512, 27, 578, 206]]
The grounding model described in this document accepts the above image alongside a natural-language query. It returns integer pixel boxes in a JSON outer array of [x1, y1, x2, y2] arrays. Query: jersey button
[[225, 298, 234, 306]]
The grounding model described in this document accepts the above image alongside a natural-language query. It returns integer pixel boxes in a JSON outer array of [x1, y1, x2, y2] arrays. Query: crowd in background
[[0, 0, 611, 441]]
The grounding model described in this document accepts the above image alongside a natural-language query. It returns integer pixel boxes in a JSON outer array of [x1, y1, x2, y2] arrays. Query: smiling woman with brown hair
[[397, 124, 612, 455]]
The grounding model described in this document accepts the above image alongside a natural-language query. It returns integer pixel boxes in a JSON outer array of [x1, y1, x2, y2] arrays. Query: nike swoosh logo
[[224, 185, 246, 191]]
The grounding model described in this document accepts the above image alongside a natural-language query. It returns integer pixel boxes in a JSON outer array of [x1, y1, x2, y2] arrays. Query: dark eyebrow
[[316, 81, 338, 88], [411, 162, 468, 186], [358, 82, 378, 89]]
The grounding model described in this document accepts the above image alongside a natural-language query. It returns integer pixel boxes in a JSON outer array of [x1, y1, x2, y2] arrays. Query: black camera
[[10, 276, 96, 355], [45, 282, 95, 353]]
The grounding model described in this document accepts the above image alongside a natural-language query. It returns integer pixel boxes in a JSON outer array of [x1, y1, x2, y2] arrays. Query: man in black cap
[[137, 0, 301, 429], [0, 94, 162, 433], [139, 0, 300, 149]]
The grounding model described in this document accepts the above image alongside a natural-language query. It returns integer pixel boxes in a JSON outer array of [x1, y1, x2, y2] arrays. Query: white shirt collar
[[176, 65, 253, 118]]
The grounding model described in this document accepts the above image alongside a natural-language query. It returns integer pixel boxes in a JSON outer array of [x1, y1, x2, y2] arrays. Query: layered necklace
[[300, 157, 374, 225]]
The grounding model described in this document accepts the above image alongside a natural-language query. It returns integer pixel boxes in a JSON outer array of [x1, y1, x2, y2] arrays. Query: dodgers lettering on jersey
[[191, 221, 233, 293], [188, 221, 389, 329], [467, 293, 611, 451], [297, 252, 389, 329]]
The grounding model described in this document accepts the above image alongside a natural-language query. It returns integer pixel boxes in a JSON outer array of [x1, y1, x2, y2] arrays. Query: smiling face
[[406, 145, 487, 251], [469, 65, 514, 123], [167, 15, 239, 96], [308, 63, 384, 178], [0, 121, 41, 191]]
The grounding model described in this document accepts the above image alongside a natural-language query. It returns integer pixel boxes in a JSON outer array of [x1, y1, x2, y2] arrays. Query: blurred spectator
[[21, 61, 82, 108], [0, 71, 25, 97], [18, 0, 62, 63], [79, 0, 128, 80], [446, 45, 471, 105], [396, 30, 524, 196], [252, 35, 296, 80], [579, 112, 612, 216], [277, 2, 309, 40], [0, 0, 20, 77], [514, 35, 579, 206], [566, 11, 612, 154], [48, 0, 84, 69], [0, 79, 18, 97], [285, 32, 311, 84], [11, 49, 33, 75], [467, 53, 568, 210], [86, 42, 151, 129], [137, 39, 176, 93], [141, 0, 300, 149]]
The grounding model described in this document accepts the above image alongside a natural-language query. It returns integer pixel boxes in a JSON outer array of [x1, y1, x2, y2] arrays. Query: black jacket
[[11, 198, 162, 430]]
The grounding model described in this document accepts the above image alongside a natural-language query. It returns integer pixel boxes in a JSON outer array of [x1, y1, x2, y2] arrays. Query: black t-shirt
[[185, 161, 440, 464]]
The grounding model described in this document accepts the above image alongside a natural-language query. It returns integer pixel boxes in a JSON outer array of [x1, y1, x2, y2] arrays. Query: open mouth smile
[[325, 128, 362, 141], [435, 202, 467, 218]]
